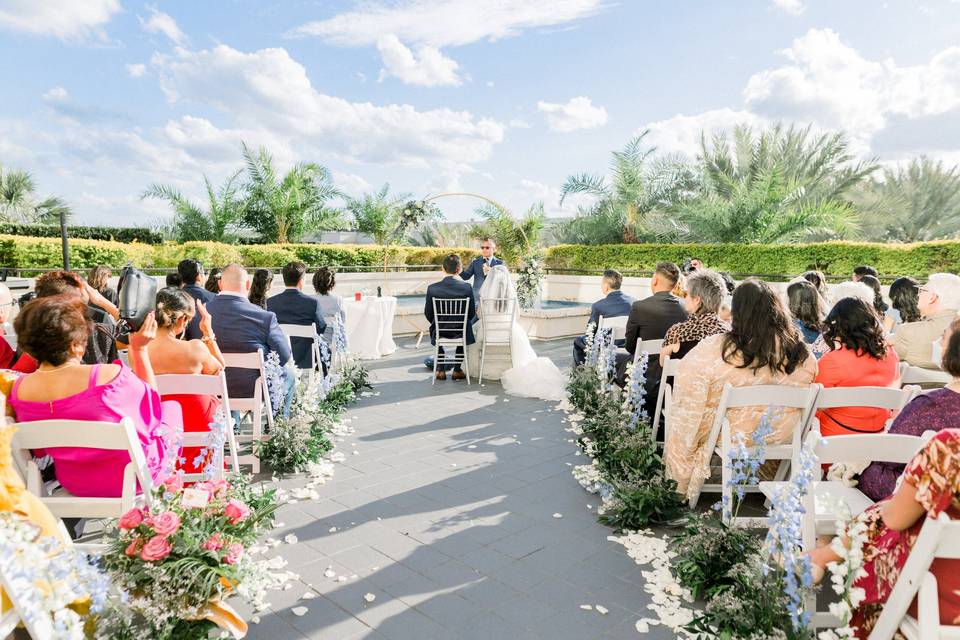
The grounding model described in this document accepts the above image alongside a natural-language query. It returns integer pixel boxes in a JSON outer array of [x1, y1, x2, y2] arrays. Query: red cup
[[355, 292, 362, 301]]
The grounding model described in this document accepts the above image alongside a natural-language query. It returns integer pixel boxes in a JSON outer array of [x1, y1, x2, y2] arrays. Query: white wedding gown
[[467, 266, 567, 401]]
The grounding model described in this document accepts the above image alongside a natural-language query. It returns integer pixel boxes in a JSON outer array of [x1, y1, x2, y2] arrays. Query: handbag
[[117, 265, 157, 332]]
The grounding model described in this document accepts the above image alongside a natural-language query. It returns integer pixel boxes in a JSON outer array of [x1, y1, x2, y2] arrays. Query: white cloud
[[151, 44, 504, 169], [291, 0, 604, 48], [772, 0, 805, 15], [139, 5, 187, 45], [376, 34, 461, 87], [537, 96, 608, 132], [643, 108, 768, 157], [0, 0, 120, 41], [126, 63, 147, 78], [331, 171, 372, 197], [512, 178, 595, 216], [508, 118, 532, 129], [43, 86, 69, 103]]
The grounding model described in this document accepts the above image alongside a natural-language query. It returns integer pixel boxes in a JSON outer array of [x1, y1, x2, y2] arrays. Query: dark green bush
[[670, 514, 761, 600], [0, 223, 162, 244]]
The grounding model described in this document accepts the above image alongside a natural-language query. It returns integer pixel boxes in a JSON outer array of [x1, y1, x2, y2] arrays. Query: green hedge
[[0, 224, 162, 245], [543, 242, 960, 279]]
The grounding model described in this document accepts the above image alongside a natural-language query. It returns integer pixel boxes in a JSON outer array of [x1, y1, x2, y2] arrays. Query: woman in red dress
[[146, 287, 226, 476]]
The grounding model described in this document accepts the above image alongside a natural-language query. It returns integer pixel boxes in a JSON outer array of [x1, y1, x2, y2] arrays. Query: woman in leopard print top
[[659, 270, 730, 365]]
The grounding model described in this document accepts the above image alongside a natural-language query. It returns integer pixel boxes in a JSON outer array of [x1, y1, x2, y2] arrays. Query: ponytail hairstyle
[[155, 287, 196, 331]]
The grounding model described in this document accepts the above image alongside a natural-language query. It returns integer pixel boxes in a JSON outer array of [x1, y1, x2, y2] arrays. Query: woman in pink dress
[[8, 294, 182, 497]]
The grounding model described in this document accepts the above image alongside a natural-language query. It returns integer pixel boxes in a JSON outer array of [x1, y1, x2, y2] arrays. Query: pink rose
[[140, 535, 172, 562], [224, 499, 250, 524], [222, 543, 244, 565], [124, 540, 142, 557], [202, 533, 225, 552], [118, 508, 145, 530], [162, 475, 184, 493], [151, 511, 181, 537]]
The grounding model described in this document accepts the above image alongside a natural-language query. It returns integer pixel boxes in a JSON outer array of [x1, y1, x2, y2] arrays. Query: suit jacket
[[207, 293, 292, 400], [460, 256, 504, 298], [587, 290, 636, 328], [425, 275, 477, 346], [893, 309, 956, 370], [266, 288, 327, 369], [624, 291, 689, 354], [182, 283, 217, 341]]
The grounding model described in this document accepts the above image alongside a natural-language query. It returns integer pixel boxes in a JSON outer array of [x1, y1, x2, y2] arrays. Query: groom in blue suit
[[460, 237, 504, 300]]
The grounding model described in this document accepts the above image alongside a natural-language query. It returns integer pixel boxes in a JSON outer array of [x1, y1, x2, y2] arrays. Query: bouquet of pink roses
[[100, 474, 279, 639]]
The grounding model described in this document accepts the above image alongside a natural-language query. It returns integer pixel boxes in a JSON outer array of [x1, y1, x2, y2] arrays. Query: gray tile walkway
[[243, 337, 671, 639]]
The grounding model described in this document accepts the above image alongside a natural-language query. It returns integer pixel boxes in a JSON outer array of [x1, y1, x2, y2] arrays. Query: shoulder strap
[[88, 363, 102, 387], [10, 373, 24, 400]]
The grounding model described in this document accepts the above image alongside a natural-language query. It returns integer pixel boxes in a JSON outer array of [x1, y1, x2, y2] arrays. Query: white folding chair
[[804, 385, 920, 434], [652, 356, 682, 444], [634, 338, 663, 363], [479, 297, 516, 385], [222, 350, 275, 474], [900, 362, 952, 387], [154, 372, 240, 481], [870, 513, 960, 640], [279, 323, 322, 382], [597, 314, 629, 343], [431, 297, 472, 385], [11, 417, 154, 550], [690, 383, 821, 525]]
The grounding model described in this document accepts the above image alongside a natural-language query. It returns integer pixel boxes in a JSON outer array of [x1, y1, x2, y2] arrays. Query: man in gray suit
[[573, 269, 635, 366]]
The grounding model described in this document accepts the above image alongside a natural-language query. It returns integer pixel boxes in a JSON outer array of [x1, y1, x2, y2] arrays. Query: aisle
[[245, 339, 670, 640]]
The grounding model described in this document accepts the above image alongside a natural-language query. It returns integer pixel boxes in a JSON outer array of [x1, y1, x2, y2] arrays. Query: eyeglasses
[[0, 300, 17, 309], [481, 246, 492, 250]]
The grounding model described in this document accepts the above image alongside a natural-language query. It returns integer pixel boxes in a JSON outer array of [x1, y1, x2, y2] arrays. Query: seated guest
[[207, 264, 295, 417], [806, 429, 960, 634], [858, 274, 888, 318], [248, 268, 274, 309], [33, 271, 119, 366], [178, 259, 216, 341], [852, 264, 878, 282], [659, 269, 729, 365], [8, 295, 182, 497], [787, 280, 827, 358], [828, 280, 875, 309], [572, 269, 634, 366], [859, 317, 960, 501], [313, 267, 344, 346], [165, 272, 182, 289], [665, 280, 817, 501], [814, 298, 900, 437], [894, 272, 960, 370], [267, 262, 327, 370], [0, 283, 14, 336], [883, 276, 920, 334], [425, 254, 476, 381], [147, 288, 225, 476], [802, 270, 829, 300], [87, 265, 118, 307], [204, 268, 222, 294]]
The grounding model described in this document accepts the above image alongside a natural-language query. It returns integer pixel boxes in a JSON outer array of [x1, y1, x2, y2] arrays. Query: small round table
[[341, 295, 398, 359]]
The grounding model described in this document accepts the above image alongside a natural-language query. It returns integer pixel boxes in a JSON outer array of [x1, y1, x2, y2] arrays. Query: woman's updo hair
[[313, 267, 336, 295], [155, 287, 196, 329], [14, 294, 91, 365]]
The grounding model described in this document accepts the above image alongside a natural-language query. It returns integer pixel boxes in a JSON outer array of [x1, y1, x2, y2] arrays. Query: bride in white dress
[[467, 265, 567, 401]]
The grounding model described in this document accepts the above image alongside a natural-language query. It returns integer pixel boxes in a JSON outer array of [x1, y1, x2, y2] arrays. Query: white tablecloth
[[342, 295, 397, 359]]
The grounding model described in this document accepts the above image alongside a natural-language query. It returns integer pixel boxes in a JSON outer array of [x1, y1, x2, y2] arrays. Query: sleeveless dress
[[163, 393, 220, 475], [8, 362, 183, 497]]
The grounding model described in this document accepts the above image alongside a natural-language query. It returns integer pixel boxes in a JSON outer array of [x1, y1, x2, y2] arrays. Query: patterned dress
[[662, 312, 729, 360], [851, 429, 960, 637]]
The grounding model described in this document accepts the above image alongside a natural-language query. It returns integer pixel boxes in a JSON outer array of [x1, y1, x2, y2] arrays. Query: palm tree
[[668, 124, 876, 243], [853, 157, 960, 242], [241, 143, 344, 243], [142, 171, 245, 243], [345, 184, 410, 244], [0, 164, 71, 223], [558, 131, 698, 242], [469, 202, 545, 265]]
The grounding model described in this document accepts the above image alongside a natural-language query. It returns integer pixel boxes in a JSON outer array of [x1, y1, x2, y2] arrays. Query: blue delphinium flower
[[583, 321, 599, 367], [719, 408, 776, 521], [622, 353, 649, 431], [264, 351, 287, 417], [333, 314, 349, 356]]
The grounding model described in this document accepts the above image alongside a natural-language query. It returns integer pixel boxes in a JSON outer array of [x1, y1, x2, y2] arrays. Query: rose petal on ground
[[292, 607, 308, 617]]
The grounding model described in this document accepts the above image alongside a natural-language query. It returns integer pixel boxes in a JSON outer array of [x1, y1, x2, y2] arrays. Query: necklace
[[35, 360, 81, 373]]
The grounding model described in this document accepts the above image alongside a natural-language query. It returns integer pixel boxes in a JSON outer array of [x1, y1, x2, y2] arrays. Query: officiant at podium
[[460, 237, 504, 301]]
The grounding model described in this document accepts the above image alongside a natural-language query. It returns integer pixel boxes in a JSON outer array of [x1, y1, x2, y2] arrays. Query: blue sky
[[1, 0, 959, 227]]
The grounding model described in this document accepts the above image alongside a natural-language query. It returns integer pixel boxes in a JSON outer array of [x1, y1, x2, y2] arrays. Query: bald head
[[0, 284, 11, 323], [219, 263, 250, 293]]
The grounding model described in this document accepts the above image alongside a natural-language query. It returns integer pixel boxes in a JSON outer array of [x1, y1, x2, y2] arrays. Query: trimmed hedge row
[[0, 224, 163, 245], [0, 236, 478, 270], [543, 242, 960, 279]]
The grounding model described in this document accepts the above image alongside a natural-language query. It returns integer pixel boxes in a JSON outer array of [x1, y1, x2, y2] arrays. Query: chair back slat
[[635, 338, 663, 362], [433, 297, 471, 339], [480, 297, 515, 345], [597, 314, 628, 342], [900, 362, 952, 387], [814, 385, 918, 411], [806, 429, 936, 466]]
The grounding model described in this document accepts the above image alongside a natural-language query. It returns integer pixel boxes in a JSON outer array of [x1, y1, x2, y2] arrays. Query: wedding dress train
[[467, 266, 567, 401]]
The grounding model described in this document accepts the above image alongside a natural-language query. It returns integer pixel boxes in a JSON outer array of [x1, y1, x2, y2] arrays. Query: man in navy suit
[[207, 264, 296, 417], [425, 254, 477, 381], [573, 269, 636, 366], [178, 259, 216, 341], [266, 261, 326, 370], [460, 237, 504, 300]]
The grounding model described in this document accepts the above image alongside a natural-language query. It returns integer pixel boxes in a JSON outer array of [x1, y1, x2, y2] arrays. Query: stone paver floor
[[242, 338, 670, 640]]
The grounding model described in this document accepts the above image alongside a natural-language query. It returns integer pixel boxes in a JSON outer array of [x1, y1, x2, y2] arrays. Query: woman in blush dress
[[8, 295, 182, 497]]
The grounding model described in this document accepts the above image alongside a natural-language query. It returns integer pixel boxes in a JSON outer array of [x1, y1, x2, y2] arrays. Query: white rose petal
[[302, 592, 316, 600], [595, 605, 608, 615], [323, 568, 336, 578], [284, 534, 298, 544], [363, 593, 376, 603], [292, 606, 308, 617], [553, 513, 563, 519], [579, 604, 593, 611]]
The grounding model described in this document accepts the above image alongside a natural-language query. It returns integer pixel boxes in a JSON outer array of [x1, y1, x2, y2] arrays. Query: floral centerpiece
[[515, 254, 544, 310], [100, 475, 281, 639]]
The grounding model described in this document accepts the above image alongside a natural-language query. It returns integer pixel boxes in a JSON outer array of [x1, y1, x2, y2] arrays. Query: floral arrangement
[[100, 475, 281, 638], [817, 512, 869, 639], [397, 200, 442, 238], [515, 254, 544, 309], [0, 513, 110, 639], [332, 314, 348, 361], [263, 351, 287, 419], [622, 353, 649, 431]]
